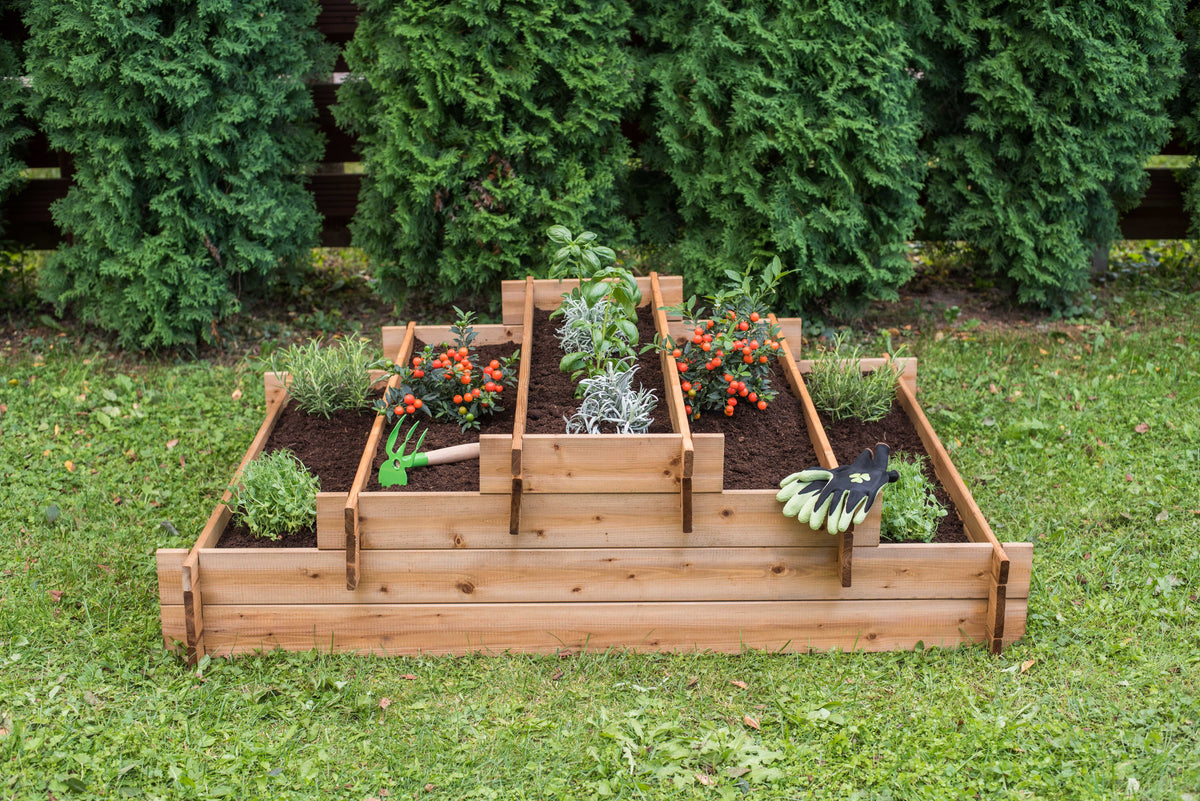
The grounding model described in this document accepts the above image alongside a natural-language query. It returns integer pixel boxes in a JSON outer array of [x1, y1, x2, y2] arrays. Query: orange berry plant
[[374, 308, 518, 431], [657, 257, 790, 421]]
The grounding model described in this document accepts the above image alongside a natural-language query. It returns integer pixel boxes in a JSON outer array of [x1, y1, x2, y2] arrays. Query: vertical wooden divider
[[773, 316, 850, 583], [650, 273, 695, 532], [344, 322, 415, 590], [894, 378, 1010, 653], [509, 277, 534, 535]]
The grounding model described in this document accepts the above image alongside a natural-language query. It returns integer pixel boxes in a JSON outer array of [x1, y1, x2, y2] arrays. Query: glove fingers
[[809, 493, 835, 532], [849, 496, 871, 526], [780, 469, 832, 488]]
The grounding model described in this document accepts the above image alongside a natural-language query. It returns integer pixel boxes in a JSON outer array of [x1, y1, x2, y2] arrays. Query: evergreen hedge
[[1176, 4, 1200, 238], [636, 0, 929, 317], [918, 0, 1182, 309], [25, 0, 331, 348], [0, 1, 29, 239], [335, 0, 639, 308]]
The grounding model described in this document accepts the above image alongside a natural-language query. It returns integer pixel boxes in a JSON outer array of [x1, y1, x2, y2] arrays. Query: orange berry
[[453, 394, 463, 404], [750, 312, 760, 322], [757, 400, 767, 410], [405, 405, 415, 414], [414, 399, 423, 409]]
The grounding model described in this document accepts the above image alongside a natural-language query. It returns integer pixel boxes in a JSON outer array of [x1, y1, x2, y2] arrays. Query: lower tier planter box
[[157, 287, 1031, 660]]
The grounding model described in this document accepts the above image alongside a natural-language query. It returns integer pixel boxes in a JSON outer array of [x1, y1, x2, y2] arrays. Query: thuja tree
[[919, 1, 1182, 309], [637, 0, 928, 317], [1175, 4, 1200, 237], [0, 1, 29, 237], [25, 0, 331, 348], [336, 0, 639, 307]]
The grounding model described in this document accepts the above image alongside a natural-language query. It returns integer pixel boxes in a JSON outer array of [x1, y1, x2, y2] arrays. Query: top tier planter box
[[156, 275, 1030, 661]]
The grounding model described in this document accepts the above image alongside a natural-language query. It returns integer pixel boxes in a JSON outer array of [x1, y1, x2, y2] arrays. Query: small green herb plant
[[547, 225, 642, 383], [374, 308, 519, 431], [879, 454, 947, 543], [269, 336, 377, 418], [807, 340, 902, 422], [657, 257, 789, 420], [229, 450, 320, 541]]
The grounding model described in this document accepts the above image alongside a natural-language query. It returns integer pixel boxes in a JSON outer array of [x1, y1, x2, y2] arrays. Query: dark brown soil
[[367, 340, 520, 492], [807, 381, 967, 543], [219, 400, 378, 548], [688, 362, 818, 489], [524, 306, 673, 434]]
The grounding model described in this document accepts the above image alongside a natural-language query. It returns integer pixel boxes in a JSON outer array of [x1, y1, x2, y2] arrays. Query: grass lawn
[[1, 244, 1198, 799]]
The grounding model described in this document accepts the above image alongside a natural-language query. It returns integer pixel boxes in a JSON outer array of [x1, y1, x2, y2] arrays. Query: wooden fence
[[1, 0, 1193, 250]]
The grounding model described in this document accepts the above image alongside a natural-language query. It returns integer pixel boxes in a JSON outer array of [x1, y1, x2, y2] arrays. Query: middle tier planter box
[[157, 275, 1031, 659]]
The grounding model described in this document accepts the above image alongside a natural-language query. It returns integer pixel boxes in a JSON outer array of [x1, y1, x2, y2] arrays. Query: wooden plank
[[179, 392, 289, 661], [1002, 598, 1029, 647], [156, 549, 187, 606], [775, 324, 836, 469], [478, 434, 515, 493], [502, 276, 670, 321], [197, 543, 998, 605], [985, 582, 1007, 654], [160, 605, 186, 653], [189, 598, 992, 657], [894, 379, 1003, 554], [502, 434, 698, 494], [651, 271, 696, 531], [383, 324, 522, 355], [1002, 542, 1033, 598], [839, 530, 853, 587], [510, 278, 534, 535], [775, 317, 803, 352], [344, 323, 413, 589], [345, 489, 895, 548]]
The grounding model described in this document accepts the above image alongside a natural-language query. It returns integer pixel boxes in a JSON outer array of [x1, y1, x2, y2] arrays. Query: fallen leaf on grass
[[231, 388, 243, 401], [988, 383, 999, 394], [743, 715, 761, 730], [166, 439, 179, 450], [686, 676, 699, 688], [1020, 659, 1036, 674], [401, 674, 418, 681], [48, 590, 63, 603], [1134, 423, 1149, 434], [64, 460, 75, 473], [696, 773, 714, 786], [729, 680, 748, 689], [1155, 510, 1169, 523], [378, 697, 391, 710]]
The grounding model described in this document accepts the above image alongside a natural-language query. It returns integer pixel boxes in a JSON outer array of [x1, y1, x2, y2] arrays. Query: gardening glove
[[777, 444, 899, 535]]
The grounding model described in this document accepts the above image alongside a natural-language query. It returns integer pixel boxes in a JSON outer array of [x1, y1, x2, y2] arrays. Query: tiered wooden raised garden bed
[[157, 275, 1031, 660]]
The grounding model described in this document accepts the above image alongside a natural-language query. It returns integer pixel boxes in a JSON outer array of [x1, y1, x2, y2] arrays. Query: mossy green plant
[[230, 450, 319, 541], [880, 453, 947, 543]]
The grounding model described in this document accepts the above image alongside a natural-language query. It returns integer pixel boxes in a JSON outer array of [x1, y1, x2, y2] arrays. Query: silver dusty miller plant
[[565, 362, 658, 434], [555, 293, 628, 363]]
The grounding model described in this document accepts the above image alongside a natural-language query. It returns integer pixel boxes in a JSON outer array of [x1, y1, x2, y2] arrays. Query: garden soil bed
[[366, 340, 520, 493], [689, 361, 818, 490], [524, 307, 672, 434], [807, 381, 967, 543], [218, 400, 377, 548]]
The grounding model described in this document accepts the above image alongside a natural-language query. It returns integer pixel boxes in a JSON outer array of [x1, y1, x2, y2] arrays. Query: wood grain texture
[[195, 542, 998, 605], [500, 276, 684, 323], [501, 434, 699, 494], [774, 319, 836, 469], [510, 278, 535, 535], [326, 489, 895, 549], [651, 272, 696, 531], [156, 549, 188, 606], [182, 598, 993, 657]]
